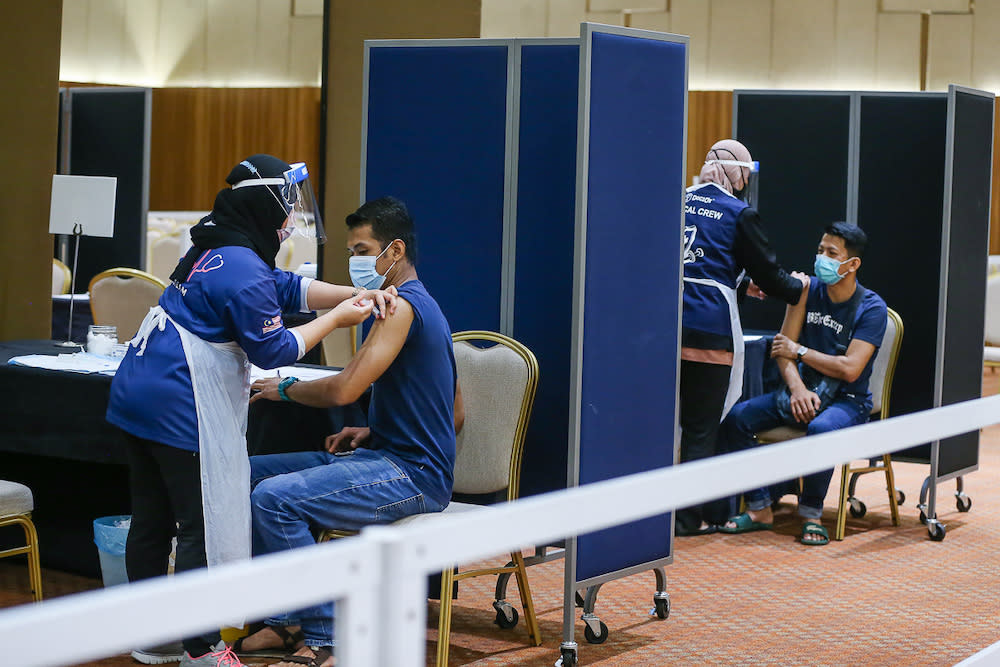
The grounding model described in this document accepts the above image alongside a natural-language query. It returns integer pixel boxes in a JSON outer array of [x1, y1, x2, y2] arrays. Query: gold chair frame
[[0, 512, 43, 602], [832, 307, 904, 541], [757, 307, 904, 541], [320, 330, 540, 667]]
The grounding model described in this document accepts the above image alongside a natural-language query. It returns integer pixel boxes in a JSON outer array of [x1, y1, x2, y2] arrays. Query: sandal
[[801, 521, 830, 546], [272, 646, 334, 667], [718, 512, 773, 534], [233, 623, 306, 659]]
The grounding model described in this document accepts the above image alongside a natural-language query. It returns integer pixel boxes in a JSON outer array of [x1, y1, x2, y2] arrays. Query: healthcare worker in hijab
[[106, 154, 395, 667], [676, 139, 808, 537]]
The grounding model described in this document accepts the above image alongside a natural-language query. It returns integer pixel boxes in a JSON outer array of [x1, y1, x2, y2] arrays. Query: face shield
[[704, 159, 760, 208], [232, 162, 327, 244]]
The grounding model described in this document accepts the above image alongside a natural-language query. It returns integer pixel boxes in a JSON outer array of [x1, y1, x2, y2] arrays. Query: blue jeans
[[720, 390, 870, 520], [249, 448, 444, 647]]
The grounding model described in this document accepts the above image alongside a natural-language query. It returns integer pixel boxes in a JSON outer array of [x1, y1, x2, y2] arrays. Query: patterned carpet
[[3, 373, 999, 666]]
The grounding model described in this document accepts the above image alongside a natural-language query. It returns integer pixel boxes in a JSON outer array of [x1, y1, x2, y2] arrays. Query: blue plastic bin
[[93, 515, 130, 587]]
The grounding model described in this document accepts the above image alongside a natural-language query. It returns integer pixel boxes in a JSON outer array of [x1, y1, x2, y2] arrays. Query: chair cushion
[[0, 480, 33, 516], [757, 425, 807, 443], [392, 501, 484, 526]]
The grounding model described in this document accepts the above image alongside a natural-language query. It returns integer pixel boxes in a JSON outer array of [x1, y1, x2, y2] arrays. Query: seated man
[[718, 222, 886, 546], [241, 196, 464, 667]]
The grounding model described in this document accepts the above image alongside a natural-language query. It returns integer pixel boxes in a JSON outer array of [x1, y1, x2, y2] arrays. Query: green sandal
[[801, 521, 830, 546], [718, 512, 773, 534]]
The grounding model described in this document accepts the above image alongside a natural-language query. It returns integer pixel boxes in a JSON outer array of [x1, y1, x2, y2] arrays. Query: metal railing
[[2, 394, 999, 667]]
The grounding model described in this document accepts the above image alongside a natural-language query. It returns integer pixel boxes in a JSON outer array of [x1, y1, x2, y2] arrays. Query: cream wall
[[481, 0, 996, 93], [59, 0, 323, 86]]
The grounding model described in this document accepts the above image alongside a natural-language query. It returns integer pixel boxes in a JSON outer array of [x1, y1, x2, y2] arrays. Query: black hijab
[[170, 154, 291, 284]]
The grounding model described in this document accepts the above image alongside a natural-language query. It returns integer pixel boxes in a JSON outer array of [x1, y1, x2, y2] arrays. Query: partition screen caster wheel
[[957, 495, 972, 512], [557, 643, 578, 667], [928, 521, 946, 542], [650, 595, 670, 620], [493, 603, 519, 629], [848, 498, 867, 518], [583, 620, 609, 644], [919, 510, 936, 525]]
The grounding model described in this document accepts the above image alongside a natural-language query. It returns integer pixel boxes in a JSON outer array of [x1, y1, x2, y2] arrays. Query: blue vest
[[368, 280, 457, 506], [682, 182, 748, 340]]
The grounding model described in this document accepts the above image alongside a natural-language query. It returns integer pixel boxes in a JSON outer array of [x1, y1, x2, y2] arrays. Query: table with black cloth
[[0, 340, 361, 578]]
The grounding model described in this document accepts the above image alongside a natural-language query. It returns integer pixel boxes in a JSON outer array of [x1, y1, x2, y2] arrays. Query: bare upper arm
[[327, 297, 415, 404]]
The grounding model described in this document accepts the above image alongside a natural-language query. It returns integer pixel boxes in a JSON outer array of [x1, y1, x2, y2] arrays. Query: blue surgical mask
[[349, 241, 397, 290], [814, 254, 852, 285]]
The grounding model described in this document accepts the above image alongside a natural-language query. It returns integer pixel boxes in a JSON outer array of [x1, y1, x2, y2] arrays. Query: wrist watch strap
[[277, 376, 299, 402]]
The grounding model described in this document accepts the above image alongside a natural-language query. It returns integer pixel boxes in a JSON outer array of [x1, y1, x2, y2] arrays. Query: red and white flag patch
[[262, 315, 283, 334]]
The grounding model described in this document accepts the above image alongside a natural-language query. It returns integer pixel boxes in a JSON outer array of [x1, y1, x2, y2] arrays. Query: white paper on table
[[9, 352, 122, 375], [249, 365, 340, 383]]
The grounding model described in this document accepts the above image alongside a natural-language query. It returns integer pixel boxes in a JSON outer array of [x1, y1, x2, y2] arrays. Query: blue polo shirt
[[106, 246, 308, 451]]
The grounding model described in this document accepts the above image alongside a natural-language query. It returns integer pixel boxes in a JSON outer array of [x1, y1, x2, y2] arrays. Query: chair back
[[451, 331, 538, 500], [89, 268, 168, 339], [868, 307, 903, 420], [984, 274, 1000, 345], [52, 258, 71, 295], [149, 234, 184, 284]]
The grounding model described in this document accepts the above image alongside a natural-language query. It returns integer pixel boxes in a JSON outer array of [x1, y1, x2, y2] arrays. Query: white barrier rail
[[2, 394, 999, 667]]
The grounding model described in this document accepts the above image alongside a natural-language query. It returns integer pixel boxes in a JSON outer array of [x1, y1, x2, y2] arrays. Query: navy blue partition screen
[[933, 85, 994, 482], [567, 23, 687, 595], [66, 87, 151, 287], [512, 41, 580, 500], [733, 92, 852, 331], [363, 41, 510, 334]]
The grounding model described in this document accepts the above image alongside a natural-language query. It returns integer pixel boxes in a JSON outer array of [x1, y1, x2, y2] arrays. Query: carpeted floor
[[3, 372, 999, 666]]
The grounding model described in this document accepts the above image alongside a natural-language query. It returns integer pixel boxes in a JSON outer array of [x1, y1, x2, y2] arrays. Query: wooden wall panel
[[148, 87, 321, 211], [687, 90, 733, 188], [0, 1, 62, 341]]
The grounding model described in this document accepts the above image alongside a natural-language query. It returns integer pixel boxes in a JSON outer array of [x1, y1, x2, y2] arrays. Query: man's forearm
[[777, 356, 806, 392], [306, 281, 357, 310], [799, 348, 856, 383], [283, 374, 353, 408]]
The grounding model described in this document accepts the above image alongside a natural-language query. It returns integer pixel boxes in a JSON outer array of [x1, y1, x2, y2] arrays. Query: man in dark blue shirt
[[718, 222, 887, 546], [240, 197, 464, 667]]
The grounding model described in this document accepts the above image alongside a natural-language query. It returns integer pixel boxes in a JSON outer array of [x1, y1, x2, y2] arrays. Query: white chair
[[148, 233, 183, 285], [51, 258, 71, 295], [89, 268, 168, 340], [984, 274, 1000, 369], [321, 331, 541, 666], [756, 308, 904, 541], [0, 480, 42, 602]]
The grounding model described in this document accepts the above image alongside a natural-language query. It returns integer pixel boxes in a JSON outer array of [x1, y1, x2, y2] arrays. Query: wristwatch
[[796, 345, 808, 362], [277, 376, 300, 402]]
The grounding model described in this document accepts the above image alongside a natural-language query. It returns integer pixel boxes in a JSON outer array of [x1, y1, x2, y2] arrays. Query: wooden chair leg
[[510, 551, 541, 646], [436, 568, 455, 667], [835, 463, 851, 541], [883, 454, 900, 527]]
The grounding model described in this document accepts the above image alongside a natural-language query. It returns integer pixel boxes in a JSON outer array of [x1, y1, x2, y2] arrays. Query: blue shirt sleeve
[[851, 294, 888, 347], [223, 279, 301, 369], [272, 268, 307, 313]]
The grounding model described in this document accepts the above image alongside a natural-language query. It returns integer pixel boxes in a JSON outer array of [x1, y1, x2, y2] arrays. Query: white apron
[[682, 277, 744, 420], [131, 306, 252, 572]]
